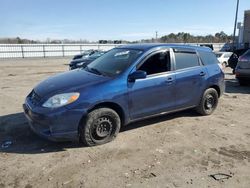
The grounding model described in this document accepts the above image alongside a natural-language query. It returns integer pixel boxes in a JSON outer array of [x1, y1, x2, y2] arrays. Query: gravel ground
[[0, 57, 250, 188]]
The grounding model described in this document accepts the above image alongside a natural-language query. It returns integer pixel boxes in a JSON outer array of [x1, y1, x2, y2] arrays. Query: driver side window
[[138, 51, 171, 75]]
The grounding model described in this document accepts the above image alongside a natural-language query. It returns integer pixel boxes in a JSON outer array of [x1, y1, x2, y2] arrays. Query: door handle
[[166, 77, 173, 84], [200, 71, 206, 76]]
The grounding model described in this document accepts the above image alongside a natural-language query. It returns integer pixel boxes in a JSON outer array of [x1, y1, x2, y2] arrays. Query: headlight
[[42, 92, 80, 108]]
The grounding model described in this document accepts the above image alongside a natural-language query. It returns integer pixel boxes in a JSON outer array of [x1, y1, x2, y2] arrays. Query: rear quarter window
[[174, 52, 200, 70], [198, 51, 219, 65]]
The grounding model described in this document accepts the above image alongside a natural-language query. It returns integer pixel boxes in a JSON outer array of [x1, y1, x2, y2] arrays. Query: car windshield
[[86, 48, 143, 76], [90, 52, 105, 58], [215, 53, 222, 58], [240, 49, 250, 60], [82, 50, 93, 55]]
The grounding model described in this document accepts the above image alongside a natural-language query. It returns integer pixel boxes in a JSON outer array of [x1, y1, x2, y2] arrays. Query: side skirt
[[126, 105, 196, 125]]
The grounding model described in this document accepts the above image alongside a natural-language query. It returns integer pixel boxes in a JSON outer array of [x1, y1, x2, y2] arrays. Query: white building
[[243, 10, 250, 48], [237, 22, 244, 49]]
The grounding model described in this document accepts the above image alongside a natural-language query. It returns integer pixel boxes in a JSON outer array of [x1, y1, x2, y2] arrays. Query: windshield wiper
[[90, 67, 102, 75]]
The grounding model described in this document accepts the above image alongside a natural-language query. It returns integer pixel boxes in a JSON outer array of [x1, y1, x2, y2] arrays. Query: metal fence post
[[62, 45, 65, 57], [43, 45, 45, 58], [21, 45, 24, 58]]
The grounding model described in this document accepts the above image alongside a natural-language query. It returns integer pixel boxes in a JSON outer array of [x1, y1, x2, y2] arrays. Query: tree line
[[0, 31, 232, 44], [140, 31, 232, 43]]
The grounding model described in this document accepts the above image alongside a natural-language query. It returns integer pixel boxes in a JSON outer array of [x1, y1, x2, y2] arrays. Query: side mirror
[[128, 70, 147, 82]]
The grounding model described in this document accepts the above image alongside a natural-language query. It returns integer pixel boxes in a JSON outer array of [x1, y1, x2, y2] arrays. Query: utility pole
[[155, 31, 158, 42], [233, 0, 240, 50]]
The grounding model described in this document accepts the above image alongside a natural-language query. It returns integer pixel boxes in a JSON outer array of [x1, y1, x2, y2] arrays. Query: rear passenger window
[[174, 52, 199, 70], [199, 51, 218, 65]]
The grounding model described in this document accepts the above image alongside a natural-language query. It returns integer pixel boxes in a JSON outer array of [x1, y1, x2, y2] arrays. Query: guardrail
[[0, 43, 229, 59]]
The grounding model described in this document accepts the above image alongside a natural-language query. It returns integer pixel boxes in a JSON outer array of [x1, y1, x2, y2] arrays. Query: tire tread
[[80, 108, 121, 146]]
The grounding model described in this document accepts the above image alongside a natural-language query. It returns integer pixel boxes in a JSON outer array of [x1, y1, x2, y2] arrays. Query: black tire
[[222, 62, 227, 68], [238, 79, 248, 86], [196, 88, 218, 116], [79, 108, 121, 146]]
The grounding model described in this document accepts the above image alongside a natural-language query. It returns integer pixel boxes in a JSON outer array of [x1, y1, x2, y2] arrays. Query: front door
[[128, 50, 176, 120]]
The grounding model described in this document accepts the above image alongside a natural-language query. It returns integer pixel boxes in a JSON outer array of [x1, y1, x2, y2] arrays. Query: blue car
[[23, 44, 225, 146]]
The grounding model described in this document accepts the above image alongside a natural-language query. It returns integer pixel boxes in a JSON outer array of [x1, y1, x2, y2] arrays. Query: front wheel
[[79, 108, 121, 146], [196, 88, 218, 116]]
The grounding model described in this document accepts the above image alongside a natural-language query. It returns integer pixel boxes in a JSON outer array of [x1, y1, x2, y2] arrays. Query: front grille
[[29, 90, 41, 106]]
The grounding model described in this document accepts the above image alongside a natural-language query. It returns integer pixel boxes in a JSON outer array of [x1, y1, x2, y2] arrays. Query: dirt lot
[[0, 57, 250, 188]]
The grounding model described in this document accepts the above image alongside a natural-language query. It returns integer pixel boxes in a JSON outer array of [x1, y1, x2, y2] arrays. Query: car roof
[[116, 43, 212, 52]]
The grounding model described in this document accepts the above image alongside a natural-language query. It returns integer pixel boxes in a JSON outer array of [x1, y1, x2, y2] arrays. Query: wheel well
[[87, 102, 125, 126], [209, 85, 221, 97]]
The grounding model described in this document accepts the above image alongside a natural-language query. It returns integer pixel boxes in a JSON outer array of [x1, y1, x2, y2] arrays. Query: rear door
[[173, 48, 207, 108]]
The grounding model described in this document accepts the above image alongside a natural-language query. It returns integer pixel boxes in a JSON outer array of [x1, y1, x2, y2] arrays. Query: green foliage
[[158, 31, 233, 43], [0, 31, 233, 44]]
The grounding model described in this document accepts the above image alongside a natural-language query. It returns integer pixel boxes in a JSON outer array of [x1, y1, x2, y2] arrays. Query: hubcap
[[205, 94, 214, 110], [94, 117, 113, 138]]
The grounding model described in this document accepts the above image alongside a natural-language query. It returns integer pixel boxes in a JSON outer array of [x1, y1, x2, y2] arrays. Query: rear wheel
[[79, 108, 121, 146], [196, 88, 218, 116]]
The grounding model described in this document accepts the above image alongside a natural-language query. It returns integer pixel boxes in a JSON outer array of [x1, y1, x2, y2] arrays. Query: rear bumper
[[23, 103, 85, 142]]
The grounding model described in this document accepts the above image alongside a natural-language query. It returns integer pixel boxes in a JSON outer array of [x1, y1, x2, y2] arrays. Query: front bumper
[[23, 102, 86, 142], [69, 65, 76, 70]]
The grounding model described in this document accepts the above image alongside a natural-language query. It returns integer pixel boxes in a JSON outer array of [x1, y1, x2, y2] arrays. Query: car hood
[[34, 69, 109, 97]]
